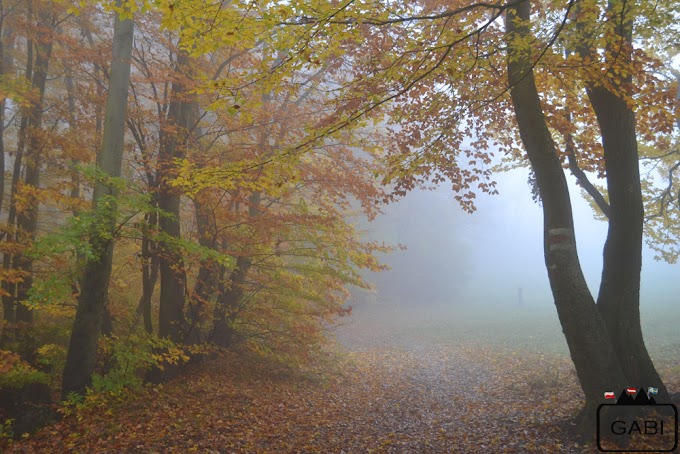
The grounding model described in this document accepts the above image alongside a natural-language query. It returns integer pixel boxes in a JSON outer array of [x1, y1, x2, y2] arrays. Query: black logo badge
[[597, 388, 678, 452]]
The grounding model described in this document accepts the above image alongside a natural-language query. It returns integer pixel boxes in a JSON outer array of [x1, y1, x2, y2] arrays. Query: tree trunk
[[588, 83, 667, 398], [580, 0, 669, 401], [186, 194, 218, 345], [14, 11, 54, 325], [137, 207, 158, 335], [62, 3, 134, 398], [212, 191, 260, 347], [1, 107, 27, 326], [0, 4, 7, 216], [505, 2, 627, 430], [212, 256, 251, 348], [156, 51, 191, 343], [1, 6, 29, 337], [184, 101, 214, 345]]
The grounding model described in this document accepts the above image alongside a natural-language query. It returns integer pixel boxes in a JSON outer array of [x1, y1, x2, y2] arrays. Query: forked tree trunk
[[505, 2, 627, 429], [62, 3, 134, 398]]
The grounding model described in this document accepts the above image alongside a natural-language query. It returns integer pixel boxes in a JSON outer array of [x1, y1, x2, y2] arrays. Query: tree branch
[[564, 130, 610, 217]]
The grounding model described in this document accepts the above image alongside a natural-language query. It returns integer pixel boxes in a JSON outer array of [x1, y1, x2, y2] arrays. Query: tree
[[62, 0, 134, 397], [504, 0, 626, 426]]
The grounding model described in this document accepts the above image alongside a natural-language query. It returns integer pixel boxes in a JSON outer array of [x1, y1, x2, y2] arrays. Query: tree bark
[[505, 2, 627, 429], [62, 3, 134, 398]]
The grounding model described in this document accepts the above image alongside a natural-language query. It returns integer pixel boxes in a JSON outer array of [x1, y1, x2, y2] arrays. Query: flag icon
[[648, 387, 659, 395], [604, 391, 616, 399], [626, 387, 637, 394]]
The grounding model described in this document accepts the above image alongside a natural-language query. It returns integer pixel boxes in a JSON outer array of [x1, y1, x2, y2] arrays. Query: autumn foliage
[[0, 0, 392, 437]]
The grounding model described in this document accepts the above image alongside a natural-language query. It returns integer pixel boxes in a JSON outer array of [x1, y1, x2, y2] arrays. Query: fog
[[353, 166, 679, 313]]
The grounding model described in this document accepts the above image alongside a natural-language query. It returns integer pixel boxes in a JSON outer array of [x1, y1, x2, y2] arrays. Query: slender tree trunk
[[0, 15, 15, 329], [137, 205, 158, 335], [147, 65, 191, 380], [14, 12, 54, 325], [62, 4, 134, 398], [184, 101, 215, 345], [0, 2, 6, 216], [2, 2, 35, 327], [1, 121, 26, 326], [212, 256, 251, 348], [505, 2, 626, 429], [0, 2, 15, 217], [63, 65, 81, 213]]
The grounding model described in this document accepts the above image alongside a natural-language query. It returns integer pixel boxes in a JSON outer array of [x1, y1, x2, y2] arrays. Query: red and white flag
[[626, 387, 637, 394], [604, 392, 616, 399]]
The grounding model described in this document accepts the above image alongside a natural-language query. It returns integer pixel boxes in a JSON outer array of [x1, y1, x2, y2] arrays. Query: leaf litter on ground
[[5, 304, 679, 453]]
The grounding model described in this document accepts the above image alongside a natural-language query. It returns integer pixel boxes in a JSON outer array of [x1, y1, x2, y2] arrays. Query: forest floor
[[3, 303, 680, 453]]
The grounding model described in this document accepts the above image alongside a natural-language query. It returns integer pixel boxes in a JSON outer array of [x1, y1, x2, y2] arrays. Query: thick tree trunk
[[157, 191, 185, 341], [156, 51, 192, 343], [62, 4, 134, 398], [505, 2, 627, 430], [212, 191, 260, 347], [212, 256, 250, 348], [186, 195, 218, 344], [588, 86, 668, 399]]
